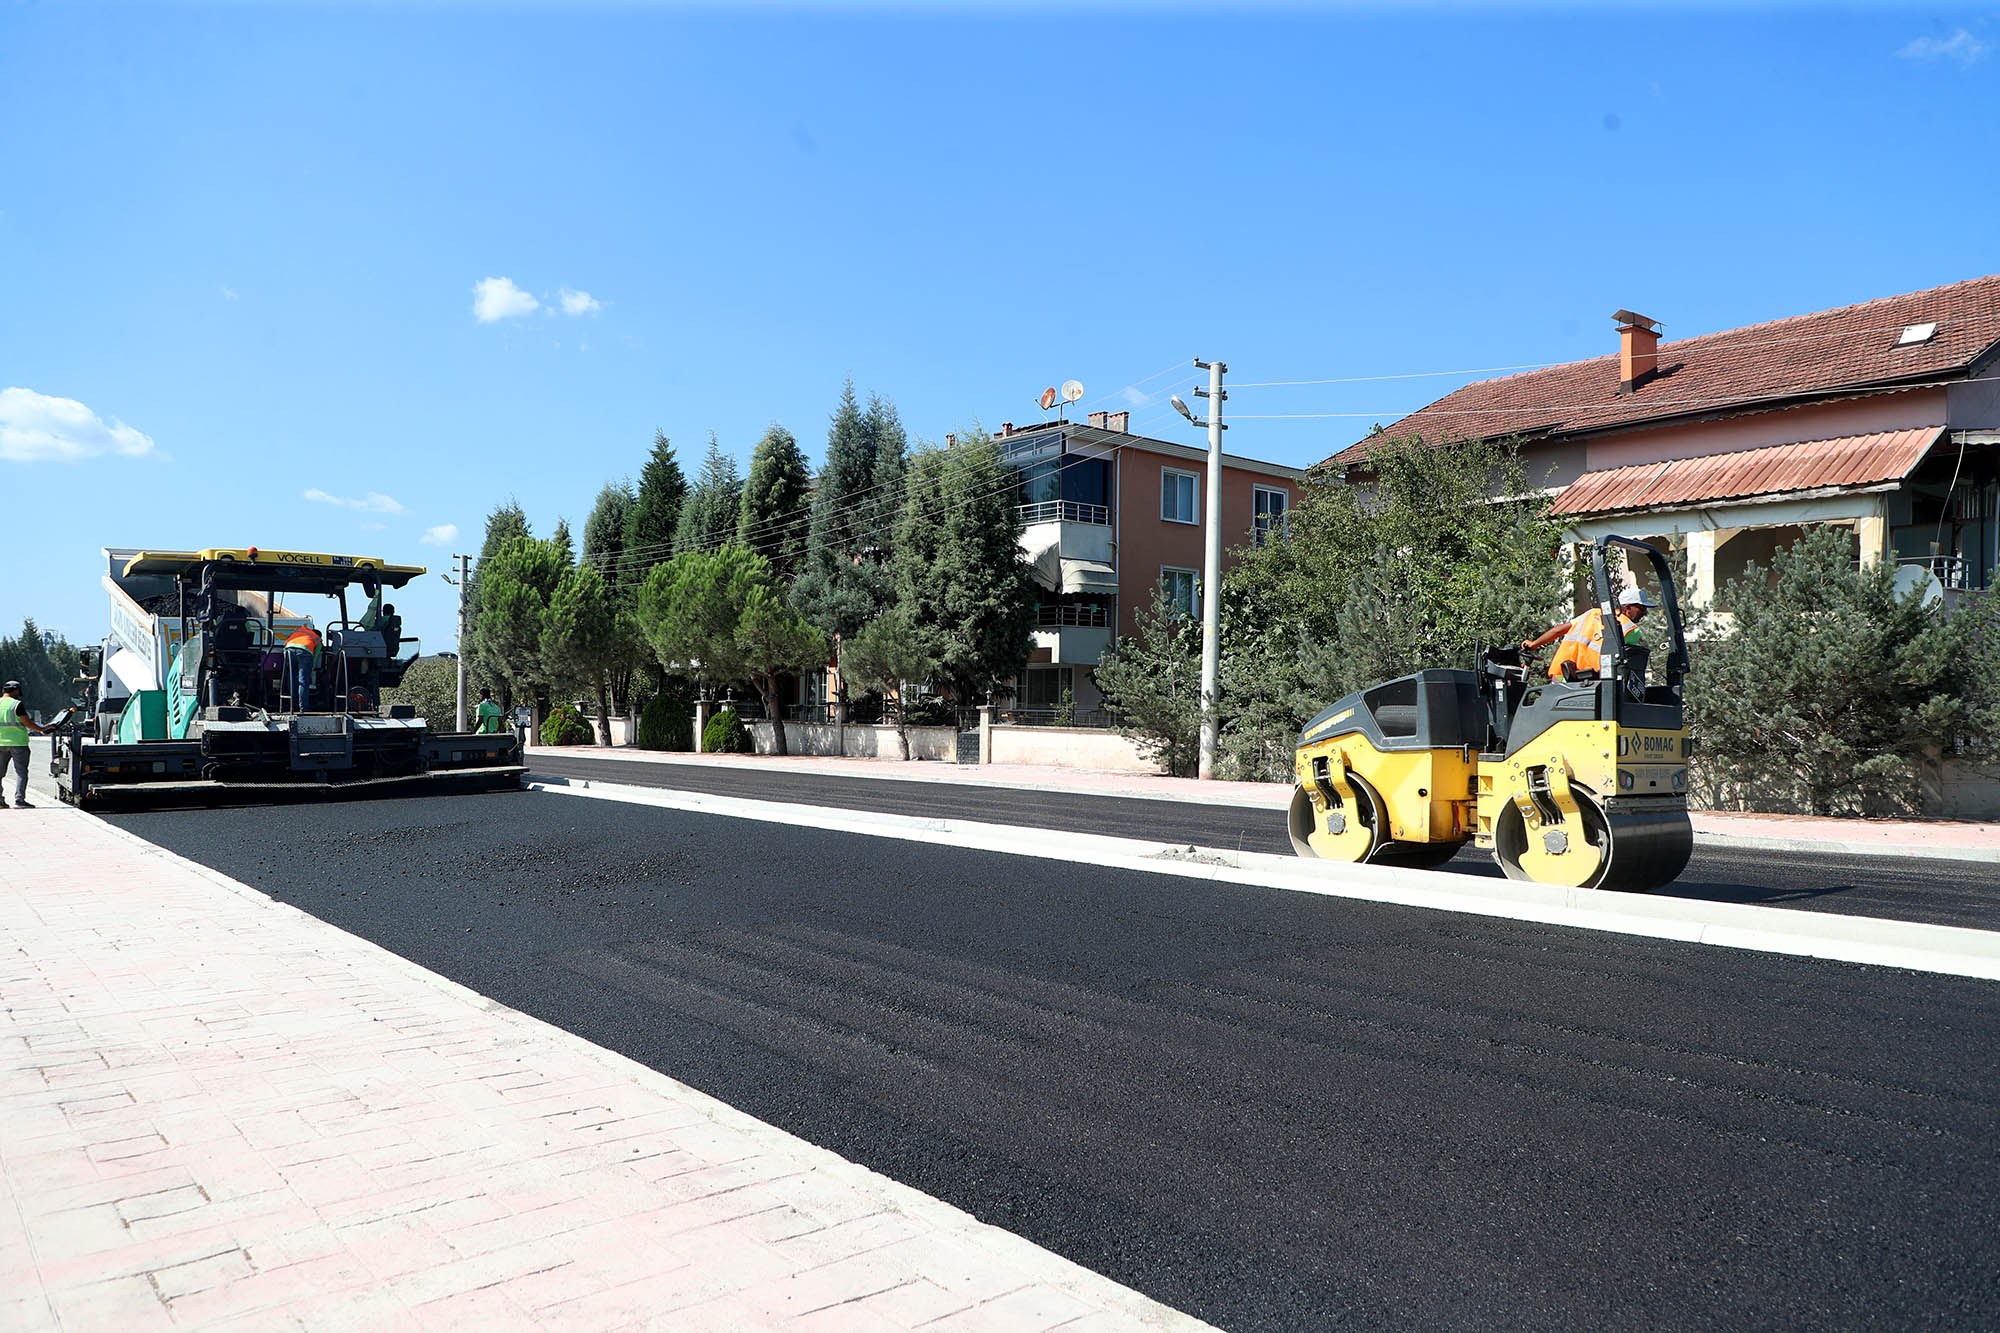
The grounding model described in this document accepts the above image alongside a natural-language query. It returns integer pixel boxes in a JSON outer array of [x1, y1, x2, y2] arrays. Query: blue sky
[[4, 1, 1996, 647]]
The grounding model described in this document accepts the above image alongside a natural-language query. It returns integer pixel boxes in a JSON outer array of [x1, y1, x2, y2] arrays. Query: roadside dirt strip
[[0, 805, 1216, 1332], [527, 774, 2000, 983]]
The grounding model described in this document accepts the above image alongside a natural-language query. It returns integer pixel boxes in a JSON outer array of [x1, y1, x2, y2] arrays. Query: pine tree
[[674, 433, 744, 555], [473, 535, 565, 727], [552, 517, 575, 568], [582, 481, 634, 578], [622, 429, 687, 594], [794, 380, 890, 646], [863, 394, 907, 554], [737, 425, 811, 584]]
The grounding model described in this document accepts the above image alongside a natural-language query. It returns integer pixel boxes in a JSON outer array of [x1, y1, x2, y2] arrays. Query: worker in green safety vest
[[1, 680, 49, 809]]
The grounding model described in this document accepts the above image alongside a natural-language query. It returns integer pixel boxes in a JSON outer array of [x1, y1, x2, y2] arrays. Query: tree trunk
[[594, 672, 612, 747], [760, 677, 789, 756]]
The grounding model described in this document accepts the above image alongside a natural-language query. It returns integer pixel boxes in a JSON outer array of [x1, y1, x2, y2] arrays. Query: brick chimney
[[1107, 410, 1129, 433], [1088, 411, 1109, 429], [1001, 422, 1014, 436], [1613, 310, 1661, 393]]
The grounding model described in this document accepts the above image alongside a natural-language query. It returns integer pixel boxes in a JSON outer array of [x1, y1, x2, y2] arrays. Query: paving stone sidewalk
[[0, 803, 1212, 1332]]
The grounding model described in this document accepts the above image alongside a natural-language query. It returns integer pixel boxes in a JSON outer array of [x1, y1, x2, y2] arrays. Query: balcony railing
[[1016, 500, 1110, 526], [1898, 554, 1971, 590], [997, 707, 1123, 730], [1035, 604, 1110, 628]]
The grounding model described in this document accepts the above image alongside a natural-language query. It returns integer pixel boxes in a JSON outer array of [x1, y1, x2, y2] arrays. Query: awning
[[1060, 558, 1118, 594], [1554, 426, 1945, 517], [1023, 530, 1063, 592]]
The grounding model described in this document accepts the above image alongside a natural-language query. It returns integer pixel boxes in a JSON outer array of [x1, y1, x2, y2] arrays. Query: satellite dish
[[1892, 563, 1944, 609], [1062, 380, 1085, 403], [1039, 387, 1058, 411]]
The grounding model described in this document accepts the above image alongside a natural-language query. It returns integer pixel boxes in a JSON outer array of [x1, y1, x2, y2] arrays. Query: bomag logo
[[1637, 733, 1680, 756]]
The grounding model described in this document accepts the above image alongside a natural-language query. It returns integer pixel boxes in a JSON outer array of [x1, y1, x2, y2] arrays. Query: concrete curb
[[527, 774, 2000, 984]]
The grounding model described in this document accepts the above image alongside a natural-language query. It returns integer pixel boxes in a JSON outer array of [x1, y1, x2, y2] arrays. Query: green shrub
[[703, 706, 751, 754], [637, 692, 693, 750], [542, 701, 592, 746]]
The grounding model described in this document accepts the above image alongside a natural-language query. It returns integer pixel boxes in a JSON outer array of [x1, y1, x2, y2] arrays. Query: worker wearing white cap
[[1522, 585, 1657, 682], [1, 679, 49, 808]]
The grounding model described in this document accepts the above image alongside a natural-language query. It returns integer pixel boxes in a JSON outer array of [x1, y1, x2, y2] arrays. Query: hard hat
[[1618, 585, 1658, 608], [2, 680, 19, 691], [303, 615, 315, 627]]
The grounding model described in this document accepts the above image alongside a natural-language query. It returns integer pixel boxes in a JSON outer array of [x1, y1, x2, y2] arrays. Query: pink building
[[999, 413, 1305, 716]]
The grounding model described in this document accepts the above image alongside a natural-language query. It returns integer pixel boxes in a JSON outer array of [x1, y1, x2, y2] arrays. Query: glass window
[[1254, 486, 1290, 546], [1161, 566, 1198, 619], [1162, 469, 1198, 524]]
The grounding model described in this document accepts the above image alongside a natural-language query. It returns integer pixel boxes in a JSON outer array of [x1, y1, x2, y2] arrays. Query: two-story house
[[1325, 275, 2000, 610], [999, 411, 1307, 715]]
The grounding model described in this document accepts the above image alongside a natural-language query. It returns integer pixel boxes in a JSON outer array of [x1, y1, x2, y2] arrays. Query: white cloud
[[472, 276, 539, 322], [420, 523, 459, 547], [1119, 385, 1150, 407], [1900, 29, 1991, 66], [304, 488, 407, 515], [559, 287, 602, 316], [0, 387, 156, 463], [220, 284, 239, 301]]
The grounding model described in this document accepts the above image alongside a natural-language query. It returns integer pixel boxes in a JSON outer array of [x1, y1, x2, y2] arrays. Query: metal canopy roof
[[119, 548, 425, 590], [1553, 426, 1945, 517]]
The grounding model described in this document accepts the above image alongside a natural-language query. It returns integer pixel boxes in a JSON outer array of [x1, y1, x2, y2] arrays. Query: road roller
[[1288, 536, 1694, 892]]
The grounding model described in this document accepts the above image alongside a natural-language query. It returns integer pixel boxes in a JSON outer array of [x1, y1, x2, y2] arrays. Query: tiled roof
[[1553, 426, 1944, 517], [1330, 274, 2000, 466]]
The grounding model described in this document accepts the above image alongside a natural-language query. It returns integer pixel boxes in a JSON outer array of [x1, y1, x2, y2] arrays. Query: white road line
[[526, 775, 2000, 984]]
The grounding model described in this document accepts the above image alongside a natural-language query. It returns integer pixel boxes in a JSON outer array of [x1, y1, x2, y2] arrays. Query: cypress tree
[[622, 429, 687, 593], [793, 380, 889, 643], [737, 424, 812, 584], [863, 394, 908, 555]]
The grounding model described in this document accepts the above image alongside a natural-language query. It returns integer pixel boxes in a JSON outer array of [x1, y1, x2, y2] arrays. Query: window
[[1161, 566, 1199, 619], [1162, 468, 1198, 524], [1253, 485, 1290, 546]]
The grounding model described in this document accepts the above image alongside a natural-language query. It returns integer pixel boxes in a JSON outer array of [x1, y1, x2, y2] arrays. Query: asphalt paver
[[528, 753, 2000, 931], [109, 789, 2000, 1331]]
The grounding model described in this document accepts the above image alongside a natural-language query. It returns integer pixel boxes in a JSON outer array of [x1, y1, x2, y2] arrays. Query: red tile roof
[[1553, 427, 1944, 517], [1330, 274, 2000, 465]]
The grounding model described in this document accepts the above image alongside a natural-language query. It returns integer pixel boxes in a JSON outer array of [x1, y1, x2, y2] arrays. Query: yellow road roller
[[1288, 536, 1693, 892]]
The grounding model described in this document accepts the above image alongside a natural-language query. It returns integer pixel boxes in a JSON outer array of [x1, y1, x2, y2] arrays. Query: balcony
[[1035, 604, 1109, 628], [1016, 500, 1109, 527], [1032, 624, 1113, 665]]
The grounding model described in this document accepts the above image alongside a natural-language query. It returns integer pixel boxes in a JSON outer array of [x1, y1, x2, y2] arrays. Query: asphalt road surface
[[110, 788, 2000, 1331], [528, 753, 2000, 932]]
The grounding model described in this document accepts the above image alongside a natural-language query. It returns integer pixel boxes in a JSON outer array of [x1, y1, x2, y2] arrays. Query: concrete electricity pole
[[1193, 359, 1226, 779], [448, 553, 470, 732]]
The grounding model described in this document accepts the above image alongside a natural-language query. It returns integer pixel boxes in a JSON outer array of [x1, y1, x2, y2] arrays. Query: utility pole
[[1193, 358, 1226, 780], [445, 553, 470, 731]]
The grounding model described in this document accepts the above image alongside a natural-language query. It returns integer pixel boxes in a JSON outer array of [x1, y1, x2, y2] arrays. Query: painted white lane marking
[[526, 776, 2000, 984]]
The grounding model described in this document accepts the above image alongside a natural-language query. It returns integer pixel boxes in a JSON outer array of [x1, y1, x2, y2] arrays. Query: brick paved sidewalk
[[0, 805, 1212, 1332]]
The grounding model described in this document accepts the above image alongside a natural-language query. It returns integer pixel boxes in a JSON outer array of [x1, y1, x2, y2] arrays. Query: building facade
[[1326, 275, 2000, 611], [999, 411, 1306, 716]]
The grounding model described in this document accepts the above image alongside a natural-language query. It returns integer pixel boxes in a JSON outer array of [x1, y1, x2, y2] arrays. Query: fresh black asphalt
[[109, 788, 2000, 1331], [528, 753, 2000, 931]]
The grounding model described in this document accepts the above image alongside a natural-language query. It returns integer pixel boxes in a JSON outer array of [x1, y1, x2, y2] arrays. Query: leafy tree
[[1093, 589, 1204, 778], [637, 544, 826, 756], [841, 609, 937, 758], [380, 655, 482, 731], [1219, 432, 1568, 774], [473, 535, 565, 731], [464, 501, 531, 709], [1687, 524, 2000, 816], [890, 429, 1035, 703], [794, 380, 891, 649], [541, 562, 622, 745], [737, 424, 811, 583], [674, 433, 744, 555], [622, 429, 687, 591], [636, 688, 694, 750]]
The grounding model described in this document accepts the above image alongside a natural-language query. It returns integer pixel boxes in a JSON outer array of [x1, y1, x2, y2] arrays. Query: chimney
[[1088, 411, 1109, 429], [1001, 422, 1014, 436], [1613, 310, 1661, 392], [1107, 410, 1129, 433]]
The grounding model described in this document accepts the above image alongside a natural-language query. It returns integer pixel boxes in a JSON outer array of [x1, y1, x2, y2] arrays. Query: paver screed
[[0, 804, 1212, 1331]]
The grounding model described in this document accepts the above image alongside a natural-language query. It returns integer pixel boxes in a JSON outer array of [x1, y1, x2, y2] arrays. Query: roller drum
[[1592, 804, 1694, 893]]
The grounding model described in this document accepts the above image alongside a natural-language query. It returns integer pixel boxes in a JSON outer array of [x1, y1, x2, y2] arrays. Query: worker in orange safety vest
[[285, 617, 322, 711], [1521, 585, 1656, 681]]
